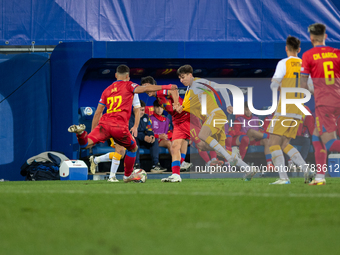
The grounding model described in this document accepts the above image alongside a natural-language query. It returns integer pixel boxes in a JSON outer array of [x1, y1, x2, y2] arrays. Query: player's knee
[[171, 143, 180, 153], [131, 145, 138, 153], [117, 148, 125, 156], [281, 141, 289, 150], [171, 143, 180, 151], [166, 141, 172, 150]]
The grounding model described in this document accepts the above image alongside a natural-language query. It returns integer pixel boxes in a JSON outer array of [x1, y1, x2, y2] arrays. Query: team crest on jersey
[[143, 117, 148, 122]]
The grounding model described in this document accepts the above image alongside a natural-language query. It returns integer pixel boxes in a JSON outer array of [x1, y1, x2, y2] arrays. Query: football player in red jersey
[[68, 65, 177, 183], [142, 76, 197, 182], [301, 23, 340, 185]]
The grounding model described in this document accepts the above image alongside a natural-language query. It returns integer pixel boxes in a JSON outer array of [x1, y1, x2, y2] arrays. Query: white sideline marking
[[0, 189, 340, 198]]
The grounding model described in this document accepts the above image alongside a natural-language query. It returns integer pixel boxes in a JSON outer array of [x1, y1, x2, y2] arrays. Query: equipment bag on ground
[[20, 151, 69, 181]]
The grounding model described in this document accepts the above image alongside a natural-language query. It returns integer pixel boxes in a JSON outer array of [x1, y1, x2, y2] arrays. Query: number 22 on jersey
[[107, 96, 122, 113]]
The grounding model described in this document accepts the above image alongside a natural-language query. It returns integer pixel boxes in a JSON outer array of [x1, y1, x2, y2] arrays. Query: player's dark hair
[[177, 65, 193, 76], [140, 100, 146, 108], [116, 64, 130, 74], [286, 36, 300, 52], [141, 76, 157, 85], [308, 23, 326, 36], [153, 100, 161, 107]]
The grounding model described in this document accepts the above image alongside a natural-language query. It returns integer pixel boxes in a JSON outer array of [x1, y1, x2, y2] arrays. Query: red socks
[[225, 136, 232, 152], [172, 161, 181, 175], [199, 150, 211, 163], [312, 135, 327, 174], [239, 135, 249, 159], [77, 131, 88, 148], [210, 150, 217, 160], [180, 153, 186, 164], [124, 151, 136, 177]]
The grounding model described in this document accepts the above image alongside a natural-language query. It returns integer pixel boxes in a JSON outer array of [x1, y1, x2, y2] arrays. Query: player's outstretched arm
[[134, 84, 178, 94], [168, 88, 180, 109], [91, 104, 105, 131]]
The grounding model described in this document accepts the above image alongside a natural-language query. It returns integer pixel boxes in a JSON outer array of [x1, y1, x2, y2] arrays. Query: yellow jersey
[[272, 56, 304, 119], [182, 78, 225, 121]]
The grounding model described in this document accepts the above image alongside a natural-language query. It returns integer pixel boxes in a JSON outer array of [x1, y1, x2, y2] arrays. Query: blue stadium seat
[[139, 147, 169, 155], [91, 142, 115, 155], [139, 147, 150, 155], [247, 145, 264, 154], [159, 147, 169, 154]]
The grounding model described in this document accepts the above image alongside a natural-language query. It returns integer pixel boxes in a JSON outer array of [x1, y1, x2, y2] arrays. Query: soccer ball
[[133, 169, 147, 183]]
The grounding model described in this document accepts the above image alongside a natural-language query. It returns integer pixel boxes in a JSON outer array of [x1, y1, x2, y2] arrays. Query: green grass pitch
[[1, 178, 340, 255]]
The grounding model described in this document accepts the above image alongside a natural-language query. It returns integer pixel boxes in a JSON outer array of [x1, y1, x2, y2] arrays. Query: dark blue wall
[[0, 53, 50, 180]]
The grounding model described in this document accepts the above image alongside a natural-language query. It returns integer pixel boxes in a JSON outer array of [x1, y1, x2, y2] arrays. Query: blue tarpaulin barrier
[[0, 0, 339, 47]]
